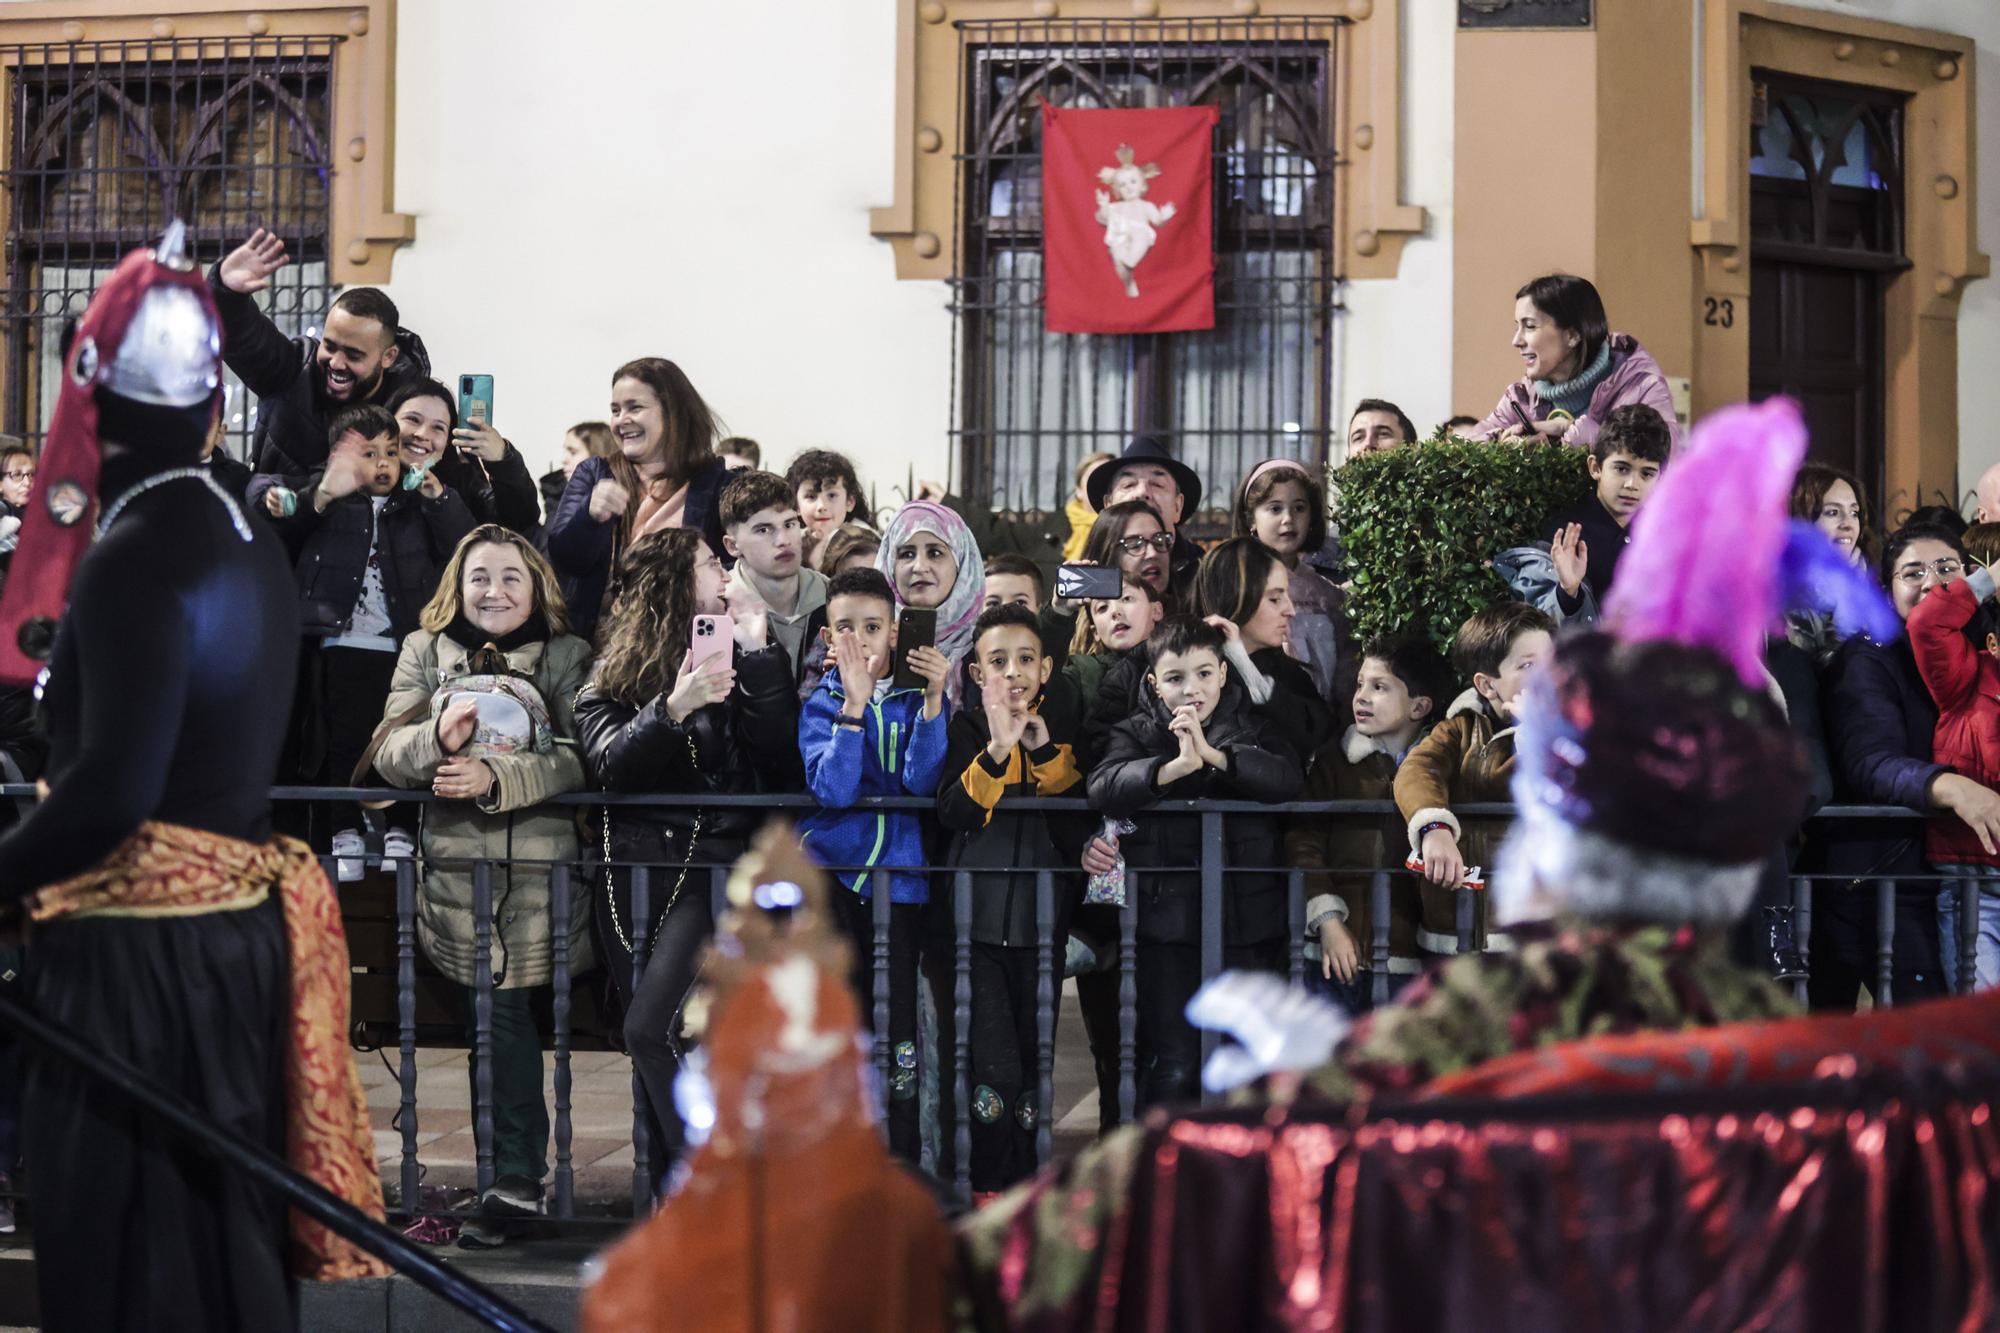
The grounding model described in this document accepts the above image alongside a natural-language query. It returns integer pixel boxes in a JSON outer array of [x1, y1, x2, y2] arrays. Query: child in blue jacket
[[797, 566, 950, 1157]]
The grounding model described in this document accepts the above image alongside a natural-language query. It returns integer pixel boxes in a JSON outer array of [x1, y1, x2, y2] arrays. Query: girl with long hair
[[1232, 459, 1346, 705], [545, 357, 732, 641], [573, 528, 802, 1177], [1196, 535, 1335, 759]]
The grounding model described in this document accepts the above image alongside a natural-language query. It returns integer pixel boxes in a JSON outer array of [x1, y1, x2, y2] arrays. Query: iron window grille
[[949, 17, 1344, 530], [0, 37, 337, 463]]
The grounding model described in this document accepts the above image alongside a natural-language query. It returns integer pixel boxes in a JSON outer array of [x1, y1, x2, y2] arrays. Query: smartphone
[[689, 613, 732, 678], [1056, 563, 1123, 601], [458, 374, 494, 430], [891, 607, 938, 692]]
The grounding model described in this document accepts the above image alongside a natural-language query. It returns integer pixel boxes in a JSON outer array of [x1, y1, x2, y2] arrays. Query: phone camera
[[696, 620, 714, 637]]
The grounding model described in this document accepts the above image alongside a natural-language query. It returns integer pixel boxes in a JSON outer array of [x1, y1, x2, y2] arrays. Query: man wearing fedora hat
[[1086, 436, 1206, 606]]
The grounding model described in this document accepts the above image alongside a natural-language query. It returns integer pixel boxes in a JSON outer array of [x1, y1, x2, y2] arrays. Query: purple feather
[[1778, 519, 1902, 646], [1604, 398, 1806, 684]]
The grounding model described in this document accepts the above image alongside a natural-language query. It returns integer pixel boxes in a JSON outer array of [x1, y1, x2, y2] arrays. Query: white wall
[[1335, 0, 1457, 449], [1770, 0, 2000, 495], [383, 1, 952, 484]]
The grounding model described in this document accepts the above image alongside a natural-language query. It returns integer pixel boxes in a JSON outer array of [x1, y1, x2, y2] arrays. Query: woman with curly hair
[[573, 529, 802, 1179]]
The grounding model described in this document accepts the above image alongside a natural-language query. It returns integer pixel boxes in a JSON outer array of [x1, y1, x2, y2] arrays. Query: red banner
[[1041, 104, 1217, 335]]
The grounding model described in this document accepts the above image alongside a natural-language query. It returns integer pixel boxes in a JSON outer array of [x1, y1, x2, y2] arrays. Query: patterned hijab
[[874, 500, 985, 685]]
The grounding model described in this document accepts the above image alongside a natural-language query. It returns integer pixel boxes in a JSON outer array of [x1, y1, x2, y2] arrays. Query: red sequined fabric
[[957, 992, 2000, 1332]]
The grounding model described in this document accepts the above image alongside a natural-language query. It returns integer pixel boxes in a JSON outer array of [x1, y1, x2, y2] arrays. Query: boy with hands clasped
[[797, 567, 951, 1158]]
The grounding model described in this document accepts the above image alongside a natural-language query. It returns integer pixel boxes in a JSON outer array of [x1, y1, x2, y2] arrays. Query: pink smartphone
[[689, 614, 732, 676]]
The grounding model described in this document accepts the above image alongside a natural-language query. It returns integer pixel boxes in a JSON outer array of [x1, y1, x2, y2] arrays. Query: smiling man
[[1085, 437, 1206, 607], [210, 227, 431, 480]]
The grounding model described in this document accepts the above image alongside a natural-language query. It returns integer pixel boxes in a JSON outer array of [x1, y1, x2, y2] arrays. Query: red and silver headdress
[[0, 221, 221, 685]]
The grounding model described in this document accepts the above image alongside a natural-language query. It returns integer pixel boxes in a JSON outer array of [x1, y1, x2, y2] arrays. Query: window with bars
[[0, 38, 337, 463], [950, 18, 1342, 529]]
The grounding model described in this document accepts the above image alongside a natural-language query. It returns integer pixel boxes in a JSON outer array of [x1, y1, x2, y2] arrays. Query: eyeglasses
[[2, 470, 31, 483], [1114, 532, 1173, 556], [1893, 558, 1963, 588]]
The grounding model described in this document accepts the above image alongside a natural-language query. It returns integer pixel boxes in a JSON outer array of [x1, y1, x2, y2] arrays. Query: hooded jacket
[[1470, 333, 1683, 449], [545, 454, 735, 643], [936, 675, 1091, 946], [1393, 688, 1519, 954], [796, 674, 950, 904], [1087, 679, 1303, 946], [269, 478, 476, 641], [1906, 567, 2000, 866], [1288, 725, 1424, 973], [207, 265, 432, 478]]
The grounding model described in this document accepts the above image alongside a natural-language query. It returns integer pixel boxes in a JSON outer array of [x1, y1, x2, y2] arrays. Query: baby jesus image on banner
[[1042, 103, 1218, 335]]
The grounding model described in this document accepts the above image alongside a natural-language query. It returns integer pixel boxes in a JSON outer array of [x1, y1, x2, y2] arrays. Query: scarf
[[873, 501, 985, 696], [31, 821, 391, 1281], [442, 612, 549, 655], [1532, 338, 1614, 420]]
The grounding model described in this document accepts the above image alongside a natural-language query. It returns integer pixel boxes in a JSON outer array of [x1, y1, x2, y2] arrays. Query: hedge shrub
[[1333, 434, 1592, 655]]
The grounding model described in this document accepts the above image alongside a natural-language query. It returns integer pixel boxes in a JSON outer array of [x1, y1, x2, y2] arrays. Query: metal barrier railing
[[6, 786, 1974, 1215]]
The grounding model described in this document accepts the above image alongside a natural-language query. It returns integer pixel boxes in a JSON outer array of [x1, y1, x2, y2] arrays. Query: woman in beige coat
[[372, 523, 593, 1236]]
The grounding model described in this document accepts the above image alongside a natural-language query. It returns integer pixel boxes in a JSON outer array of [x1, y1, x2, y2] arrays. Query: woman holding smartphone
[[573, 529, 802, 1179], [387, 377, 542, 538]]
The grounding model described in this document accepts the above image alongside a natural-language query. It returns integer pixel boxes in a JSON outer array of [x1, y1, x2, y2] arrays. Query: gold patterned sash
[[32, 821, 391, 1281]]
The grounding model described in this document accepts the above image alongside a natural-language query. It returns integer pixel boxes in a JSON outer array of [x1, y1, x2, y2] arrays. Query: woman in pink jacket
[[1471, 273, 1683, 448]]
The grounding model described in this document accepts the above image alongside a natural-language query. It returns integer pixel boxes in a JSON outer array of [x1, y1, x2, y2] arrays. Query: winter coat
[[208, 264, 431, 478], [1087, 681, 1304, 946], [1081, 650, 1148, 772], [936, 675, 1090, 946], [544, 454, 734, 643], [1287, 726, 1423, 974], [1906, 568, 2000, 866], [538, 468, 568, 531], [1247, 644, 1335, 763], [575, 641, 804, 888], [371, 629, 594, 988], [432, 444, 541, 539], [1492, 545, 1601, 627], [1287, 559, 1348, 707], [269, 481, 476, 640], [1469, 333, 1683, 449], [1392, 688, 1518, 954], [797, 675, 950, 904]]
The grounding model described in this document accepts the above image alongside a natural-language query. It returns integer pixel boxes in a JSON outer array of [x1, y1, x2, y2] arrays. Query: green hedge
[[1332, 434, 1592, 655]]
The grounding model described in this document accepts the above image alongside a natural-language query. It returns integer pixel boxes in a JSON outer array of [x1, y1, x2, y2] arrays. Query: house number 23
[[1703, 297, 1736, 328]]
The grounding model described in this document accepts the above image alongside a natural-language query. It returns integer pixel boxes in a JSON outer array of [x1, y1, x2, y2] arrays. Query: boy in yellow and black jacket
[[936, 604, 1090, 1196]]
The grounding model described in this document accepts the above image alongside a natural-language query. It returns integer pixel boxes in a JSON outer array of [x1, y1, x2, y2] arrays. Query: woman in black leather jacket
[[573, 529, 801, 1173]]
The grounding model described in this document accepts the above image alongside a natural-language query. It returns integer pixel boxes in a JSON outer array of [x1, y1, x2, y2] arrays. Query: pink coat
[[1470, 332, 1683, 448]]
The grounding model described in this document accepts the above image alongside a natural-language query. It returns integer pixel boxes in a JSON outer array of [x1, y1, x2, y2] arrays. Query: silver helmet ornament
[[79, 219, 222, 409]]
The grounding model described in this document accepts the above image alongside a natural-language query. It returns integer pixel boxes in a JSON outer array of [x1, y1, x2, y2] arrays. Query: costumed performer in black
[[0, 224, 387, 1332]]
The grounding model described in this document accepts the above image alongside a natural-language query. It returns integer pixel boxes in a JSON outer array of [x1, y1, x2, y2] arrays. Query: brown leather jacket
[[1392, 689, 1519, 955]]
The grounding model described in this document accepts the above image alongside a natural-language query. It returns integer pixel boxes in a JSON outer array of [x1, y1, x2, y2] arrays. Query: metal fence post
[[1874, 878, 1896, 1009], [953, 870, 973, 1202], [1960, 877, 1980, 995], [1455, 884, 1475, 957], [1370, 871, 1390, 1009], [1286, 869, 1305, 985], [1035, 870, 1055, 1168], [709, 863, 730, 923], [471, 861, 495, 1197], [394, 857, 420, 1214], [1198, 811, 1224, 1105], [628, 865, 653, 1214], [872, 869, 893, 1132], [1118, 868, 1138, 1127], [1791, 878, 1813, 1009], [550, 863, 574, 1220]]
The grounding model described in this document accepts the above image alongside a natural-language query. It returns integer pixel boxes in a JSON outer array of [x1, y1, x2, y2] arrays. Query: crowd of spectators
[[3, 248, 1990, 1230]]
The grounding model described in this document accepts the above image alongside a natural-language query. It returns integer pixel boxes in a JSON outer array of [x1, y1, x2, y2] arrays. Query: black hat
[[1086, 436, 1203, 518]]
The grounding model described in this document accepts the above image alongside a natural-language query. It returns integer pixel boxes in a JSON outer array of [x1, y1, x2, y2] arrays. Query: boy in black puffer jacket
[[936, 605, 1090, 1195], [267, 403, 475, 873], [1087, 616, 1303, 1109]]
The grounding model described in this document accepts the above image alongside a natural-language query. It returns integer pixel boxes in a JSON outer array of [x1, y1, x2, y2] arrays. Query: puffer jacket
[[270, 481, 475, 639], [796, 675, 950, 904], [1469, 332, 1683, 449], [544, 455, 735, 643], [1907, 566, 2000, 866], [432, 445, 542, 539], [208, 263, 432, 478], [1392, 688, 1518, 954], [936, 675, 1091, 946], [574, 641, 804, 890], [371, 629, 594, 988], [1087, 680, 1303, 946]]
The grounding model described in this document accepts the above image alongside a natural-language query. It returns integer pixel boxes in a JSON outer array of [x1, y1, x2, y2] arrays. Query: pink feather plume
[[1603, 397, 1807, 685]]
